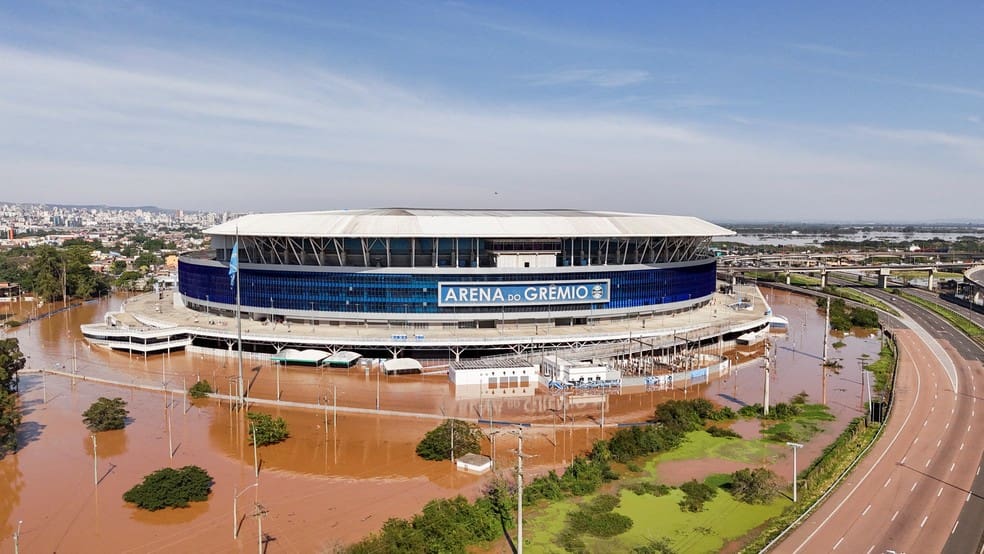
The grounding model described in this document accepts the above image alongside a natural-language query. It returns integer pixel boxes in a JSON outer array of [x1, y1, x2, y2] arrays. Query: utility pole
[[822, 299, 830, 406], [252, 424, 259, 480], [252, 502, 268, 554], [233, 483, 259, 539], [450, 419, 455, 462], [13, 520, 22, 554], [92, 435, 98, 485], [786, 442, 803, 502], [763, 338, 771, 416]]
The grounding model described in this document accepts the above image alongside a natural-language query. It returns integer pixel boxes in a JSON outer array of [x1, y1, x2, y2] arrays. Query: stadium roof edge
[[206, 209, 735, 239]]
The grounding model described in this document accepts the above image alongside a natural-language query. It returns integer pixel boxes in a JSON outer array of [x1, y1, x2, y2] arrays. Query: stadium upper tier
[[203, 208, 734, 268]]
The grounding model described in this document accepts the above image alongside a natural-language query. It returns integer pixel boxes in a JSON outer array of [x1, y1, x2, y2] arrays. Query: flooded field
[[0, 288, 881, 551]]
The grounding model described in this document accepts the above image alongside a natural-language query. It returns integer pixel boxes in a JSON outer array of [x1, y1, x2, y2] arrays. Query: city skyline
[[1, 2, 982, 220]]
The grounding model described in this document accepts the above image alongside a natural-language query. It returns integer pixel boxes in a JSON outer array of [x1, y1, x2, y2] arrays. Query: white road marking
[[937, 439, 942, 448], [921, 515, 929, 528], [938, 486, 944, 497], [901, 456, 907, 464], [931, 406, 935, 413], [950, 462, 956, 472], [915, 437, 920, 443], [945, 423, 950, 429], [866, 546, 875, 554], [960, 442, 964, 450], [926, 458, 932, 467], [884, 478, 892, 488], [911, 482, 918, 492], [834, 537, 845, 550], [892, 510, 900, 521], [924, 420, 928, 427], [952, 520, 960, 534]]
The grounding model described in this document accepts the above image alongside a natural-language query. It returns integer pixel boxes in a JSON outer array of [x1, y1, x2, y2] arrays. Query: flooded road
[[1, 288, 881, 550]]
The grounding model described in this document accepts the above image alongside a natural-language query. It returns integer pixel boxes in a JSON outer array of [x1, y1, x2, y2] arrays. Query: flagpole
[[235, 230, 245, 407]]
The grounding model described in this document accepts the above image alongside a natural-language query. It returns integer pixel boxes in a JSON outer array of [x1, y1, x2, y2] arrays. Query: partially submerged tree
[[730, 467, 782, 504], [123, 466, 213, 511], [416, 419, 484, 461], [0, 338, 26, 457], [83, 397, 129, 431], [246, 411, 289, 446]]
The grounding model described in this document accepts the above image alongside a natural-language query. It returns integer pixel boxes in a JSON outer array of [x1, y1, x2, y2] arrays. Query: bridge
[[717, 259, 978, 289]]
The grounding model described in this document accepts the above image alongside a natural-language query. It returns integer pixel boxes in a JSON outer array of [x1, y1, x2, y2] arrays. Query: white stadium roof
[[207, 209, 734, 239]]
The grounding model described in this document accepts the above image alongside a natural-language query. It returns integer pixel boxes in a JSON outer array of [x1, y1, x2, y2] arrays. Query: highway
[[775, 286, 984, 554]]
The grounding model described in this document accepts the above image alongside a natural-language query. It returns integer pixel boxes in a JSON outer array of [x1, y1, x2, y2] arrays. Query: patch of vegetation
[[626, 481, 671, 497], [832, 340, 846, 349], [0, 338, 26, 457], [246, 411, 289, 446], [864, 340, 897, 393], [122, 466, 213, 511], [82, 397, 129, 432], [188, 379, 213, 399], [567, 494, 633, 538], [706, 425, 741, 439], [730, 467, 782, 504], [415, 418, 484, 461], [679, 479, 717, 512], [632, 538, 676, 554], [347, 491, 509, 554], [816, 296, 881, 330]]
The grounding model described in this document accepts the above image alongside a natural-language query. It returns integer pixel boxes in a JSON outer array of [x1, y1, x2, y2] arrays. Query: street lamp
[[233, 482, 259, 539], [786, 442, 803, 502]]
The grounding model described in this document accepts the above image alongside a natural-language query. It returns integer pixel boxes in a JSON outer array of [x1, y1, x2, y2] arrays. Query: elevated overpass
[[718, 261, 976, 289]]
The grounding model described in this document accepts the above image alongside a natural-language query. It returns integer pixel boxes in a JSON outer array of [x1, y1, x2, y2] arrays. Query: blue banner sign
[[438, 280, 610, 307]]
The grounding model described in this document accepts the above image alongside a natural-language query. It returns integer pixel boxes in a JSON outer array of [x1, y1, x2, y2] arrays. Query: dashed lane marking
[[862, 504, 871, 516], [834, 537, 845, 550], [911, 482, 918, 492], [884, 478, 891, 488], [892, 510, 900, 521], [921, 515, 929, 528], [952, 520, 959, 535], [938, 486, 944, 497], [950, 462, 956, 472], [926, 458, 932, 468]]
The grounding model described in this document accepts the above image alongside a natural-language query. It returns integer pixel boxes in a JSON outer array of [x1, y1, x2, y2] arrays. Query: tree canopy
[[83, 397, 129, 431], [415, 419, 484, 461], [247, 411, 289, 446], [123, 466, 213, 511], [0, 338, 26, 457]]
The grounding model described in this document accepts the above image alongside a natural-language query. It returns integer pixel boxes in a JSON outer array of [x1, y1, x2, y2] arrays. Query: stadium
[[84, 209, 770, 367]]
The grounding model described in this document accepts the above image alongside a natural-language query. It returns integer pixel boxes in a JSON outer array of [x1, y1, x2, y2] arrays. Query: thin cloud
[[790, 43, 860, 57], [526, 69, 651, 88]]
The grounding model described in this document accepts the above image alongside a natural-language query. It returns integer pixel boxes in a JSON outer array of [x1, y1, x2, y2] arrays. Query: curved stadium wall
[[177, 258, 717, 323]]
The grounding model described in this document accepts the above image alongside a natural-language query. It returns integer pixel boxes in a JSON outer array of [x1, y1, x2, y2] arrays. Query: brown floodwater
[[1, 288, 881, 550]]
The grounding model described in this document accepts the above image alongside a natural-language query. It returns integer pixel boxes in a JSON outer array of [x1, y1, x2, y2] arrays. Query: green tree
[[82, 397, 129, 431], [246, 412, 289, 446], [0, 338, 26, 457], [110, 260, 127, 275], [188, 380, 213, 399], [415, 419, 484, 461], [122, 466, 213, 511], [29, 245, 64, 302], [730, 467, 782, 504], [679, 479, 717, 512]]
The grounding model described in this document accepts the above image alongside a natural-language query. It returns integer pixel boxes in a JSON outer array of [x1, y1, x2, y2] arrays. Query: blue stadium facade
[[177, 209, 732, 327]]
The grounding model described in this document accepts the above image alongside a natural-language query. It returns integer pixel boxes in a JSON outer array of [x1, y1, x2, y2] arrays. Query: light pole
[[251, 424, 259, 480], [233, 482, 259, 539], [13, 520, 22, 554], [786, 442, 803, 502]]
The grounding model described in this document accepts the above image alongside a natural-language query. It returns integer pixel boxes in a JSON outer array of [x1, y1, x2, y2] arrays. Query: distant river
[[723, 230, 984, 247]]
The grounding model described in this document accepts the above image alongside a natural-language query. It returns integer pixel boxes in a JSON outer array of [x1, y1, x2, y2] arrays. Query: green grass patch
[[760, 404, 834, 443], [825, 286, 900, 316], [896, 291, 984, 346], [894, 270, 963, 280], [864, 340, 896, 393], [643, 430, 768, 472]]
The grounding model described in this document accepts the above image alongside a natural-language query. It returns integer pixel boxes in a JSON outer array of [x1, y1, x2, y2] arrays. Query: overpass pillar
[[927, 268, 936, 291], [820, 270, 827, 288], [730, 273, 737, 287], [784, 272, 791, 285], [878, 268, 891, 289]]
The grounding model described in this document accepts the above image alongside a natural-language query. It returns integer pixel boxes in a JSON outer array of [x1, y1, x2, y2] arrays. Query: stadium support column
[[784, 272, 791, 285], [820, 269, 827, 288]]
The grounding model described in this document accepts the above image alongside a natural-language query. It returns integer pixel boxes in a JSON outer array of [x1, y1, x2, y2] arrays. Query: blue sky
[[0, 1, 981, 222]]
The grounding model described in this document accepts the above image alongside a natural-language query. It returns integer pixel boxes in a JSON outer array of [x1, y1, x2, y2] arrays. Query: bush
[[567, 494, 633, 538], [627, 481, 671, 496], [850, 308, 879, 329], [188, 380, 213, 399], [415, 419, 484, 461], [122, 466, 213, 511], [633, 538, 676, 554], [246, 412, 289, 446], [524, 470, 564, 505], [83, 397, 128, 431], [678, 479, 717, 512], [730, 467, 782, 504], [706, 425, 741, 439]]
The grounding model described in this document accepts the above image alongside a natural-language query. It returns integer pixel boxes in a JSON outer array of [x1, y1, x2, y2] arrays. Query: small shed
[[322, 351, 363, 368], [456, 453, 492, 474], [382, 358, 423, 375]]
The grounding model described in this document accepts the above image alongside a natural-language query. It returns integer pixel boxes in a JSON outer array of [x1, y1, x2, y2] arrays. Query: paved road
[[775, 287, 983, 554]]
